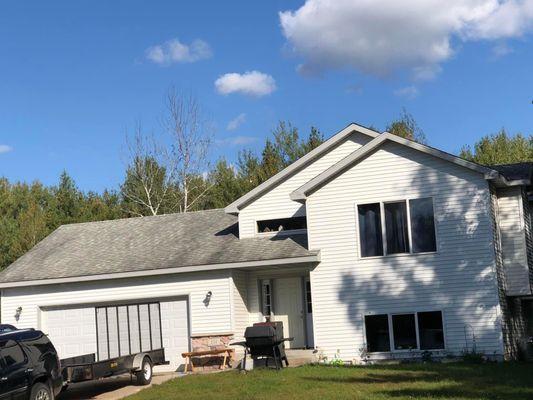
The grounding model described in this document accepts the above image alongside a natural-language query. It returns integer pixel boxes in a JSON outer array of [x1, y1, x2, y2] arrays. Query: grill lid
[[244, 325, 276, 338]]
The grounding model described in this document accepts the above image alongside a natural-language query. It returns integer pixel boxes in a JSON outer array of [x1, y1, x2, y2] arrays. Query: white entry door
[[273, 277, 305, 348]]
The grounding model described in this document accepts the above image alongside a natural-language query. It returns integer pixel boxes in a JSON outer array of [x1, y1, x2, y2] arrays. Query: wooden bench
[[182, 348, 234, 372]]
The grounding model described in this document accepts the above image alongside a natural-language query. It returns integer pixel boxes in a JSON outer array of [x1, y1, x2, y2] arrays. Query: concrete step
[[285, 349, 317, 367]]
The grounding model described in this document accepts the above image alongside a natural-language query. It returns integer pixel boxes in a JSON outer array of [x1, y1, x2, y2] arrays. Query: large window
[[392, 314, 417, 350], [357, 198, 436, 257], [358, 203, 383, 257], [409, 198, 437, 253], [365, 315, 390, 352], [257, 216, 307, 234], [364, 311, 445, 353], [417, 311, 445, 350]]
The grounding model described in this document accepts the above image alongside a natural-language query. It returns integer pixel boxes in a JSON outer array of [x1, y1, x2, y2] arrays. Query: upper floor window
[[357, 197, 436, 257], [257, 216, 307, 234]]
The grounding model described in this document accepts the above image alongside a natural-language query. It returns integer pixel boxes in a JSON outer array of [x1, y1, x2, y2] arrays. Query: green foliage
[[4, 115, 530, 274], [460, 129, 533, 165], [386, 109, 427, 144], [0, 173, 123, 270], [0, 122, 324, 270]]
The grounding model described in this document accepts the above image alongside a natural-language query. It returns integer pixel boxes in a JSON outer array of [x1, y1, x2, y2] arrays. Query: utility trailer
[[60, 301, 169, 386]]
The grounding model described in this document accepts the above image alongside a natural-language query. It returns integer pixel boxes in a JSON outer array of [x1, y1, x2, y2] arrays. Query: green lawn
[[125, 363, 533, 400]]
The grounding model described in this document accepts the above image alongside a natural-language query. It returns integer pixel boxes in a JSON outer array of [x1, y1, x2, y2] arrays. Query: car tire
[[136, 357, 153, 385], [30, 382, 52, 400]]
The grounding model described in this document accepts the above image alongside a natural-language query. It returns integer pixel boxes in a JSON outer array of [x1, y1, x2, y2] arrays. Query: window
[[257, 216, 307, 234], [392, 314, 417, 350], [417, 311, 445, 350], [305, 280, 312, 314], [365, 311, 444, 353], [365, 315, 390, 352], [0, 340, 26, 368], [409, 198, 437, 253], [261, 280, 272, 316], [385, 202, 410, 254], [357, 197, 436, 257], [358, 203, 383, 257]]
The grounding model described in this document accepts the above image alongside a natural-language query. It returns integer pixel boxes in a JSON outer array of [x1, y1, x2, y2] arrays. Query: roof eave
[[224, 123, 379, 214], [0, 253, 321, 289], [289, 132, 505, 200]]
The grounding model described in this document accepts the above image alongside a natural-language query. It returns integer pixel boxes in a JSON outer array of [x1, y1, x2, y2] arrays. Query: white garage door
[[40, 298, 189, 371]]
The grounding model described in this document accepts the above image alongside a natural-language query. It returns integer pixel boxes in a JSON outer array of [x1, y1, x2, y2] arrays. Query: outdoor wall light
[[14, 306, 22, 321], [203, 291, 213, 307]]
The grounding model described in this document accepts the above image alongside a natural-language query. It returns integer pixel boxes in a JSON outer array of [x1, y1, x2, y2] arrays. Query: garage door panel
[[41, 297, 189, 371], [41, 306, 97, 360]]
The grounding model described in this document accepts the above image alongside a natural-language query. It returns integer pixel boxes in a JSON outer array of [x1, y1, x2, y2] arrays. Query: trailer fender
[[131, 353, 152, 371]]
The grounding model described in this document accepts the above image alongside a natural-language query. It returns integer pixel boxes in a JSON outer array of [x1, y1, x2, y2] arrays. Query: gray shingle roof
[[491, 162, 533, 182], [0, 209, 315, 284]]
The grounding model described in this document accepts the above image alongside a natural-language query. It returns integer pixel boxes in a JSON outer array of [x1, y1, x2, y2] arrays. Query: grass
[[125, 363, 533, 400]]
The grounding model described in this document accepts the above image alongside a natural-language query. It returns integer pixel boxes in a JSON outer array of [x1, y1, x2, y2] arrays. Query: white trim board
[[0, 254, 321, 289], [291, 132, 505, 201], [224, 123, 380, 214]]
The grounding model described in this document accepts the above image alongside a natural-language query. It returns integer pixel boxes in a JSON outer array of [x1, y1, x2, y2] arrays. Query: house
[[0, 123, 532, 370]]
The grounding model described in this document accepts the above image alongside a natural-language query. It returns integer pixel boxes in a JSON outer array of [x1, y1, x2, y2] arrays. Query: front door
[[273, 277, 305, 348]]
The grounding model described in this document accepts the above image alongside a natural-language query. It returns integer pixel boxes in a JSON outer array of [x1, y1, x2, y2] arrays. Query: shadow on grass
[[299, 363, 533, 400]]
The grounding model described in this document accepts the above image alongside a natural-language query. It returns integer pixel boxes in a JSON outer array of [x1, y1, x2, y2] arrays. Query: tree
[[121, 123, 176, 217], [460, 129, 533, 165], [163, 89, 213, 212], [386, 109, 426, 144]]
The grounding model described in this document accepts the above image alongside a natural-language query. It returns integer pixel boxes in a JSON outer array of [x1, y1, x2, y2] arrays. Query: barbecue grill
[[232, 321, 293, 370]]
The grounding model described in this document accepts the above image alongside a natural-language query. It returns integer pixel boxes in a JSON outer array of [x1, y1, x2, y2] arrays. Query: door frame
[[258, 274, 312, 349]]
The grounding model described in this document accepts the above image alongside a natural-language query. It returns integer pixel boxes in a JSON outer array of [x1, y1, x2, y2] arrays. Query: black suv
[[0, 329, 62, 400]]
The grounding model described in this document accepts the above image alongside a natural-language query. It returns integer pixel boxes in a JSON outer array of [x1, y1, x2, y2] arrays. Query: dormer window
[[257, 216, 307, 234]]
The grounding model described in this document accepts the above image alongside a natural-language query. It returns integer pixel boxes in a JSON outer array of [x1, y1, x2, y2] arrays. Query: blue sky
[[0, 0, 532, 192]]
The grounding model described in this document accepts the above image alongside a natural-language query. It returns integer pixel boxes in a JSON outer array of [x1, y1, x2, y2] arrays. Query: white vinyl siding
[[231, 270, 249, 342], [0, 270, 233, 369], [306, 141, 504, 360], [496, 187, 531, 296], [238, 132, 373, 238]]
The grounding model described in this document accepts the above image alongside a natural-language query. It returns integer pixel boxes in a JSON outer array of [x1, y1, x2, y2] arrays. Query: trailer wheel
[[136, 357, 153, 385]]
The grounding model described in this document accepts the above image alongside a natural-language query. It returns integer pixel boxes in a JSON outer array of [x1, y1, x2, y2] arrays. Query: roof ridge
[[59, 208, 225, 228]]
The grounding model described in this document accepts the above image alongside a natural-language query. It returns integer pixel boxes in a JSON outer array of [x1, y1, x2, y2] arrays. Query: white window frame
[[260, 279, 273, 317], [355, 197, 438, 259], [363, 310, 446, 354]]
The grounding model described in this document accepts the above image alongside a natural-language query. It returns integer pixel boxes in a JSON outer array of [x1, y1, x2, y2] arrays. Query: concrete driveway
[[58, 373, 181, 400]]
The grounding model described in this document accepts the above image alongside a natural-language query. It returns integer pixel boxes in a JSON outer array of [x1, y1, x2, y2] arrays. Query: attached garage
[[0, 209, 318, 372], [40, 297, 190, 371]]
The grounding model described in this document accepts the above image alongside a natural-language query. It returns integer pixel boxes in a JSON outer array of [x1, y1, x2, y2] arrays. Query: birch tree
[[163, 89, 212, 213], [121, 124, 176, 216], [121, 89, 212, 215]]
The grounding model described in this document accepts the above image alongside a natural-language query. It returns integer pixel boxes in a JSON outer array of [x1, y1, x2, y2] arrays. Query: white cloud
[[146, 38, 212, 65], [216, 136, 257, 146], [227, 113, 247, 131], [280, 0, 533, 79], [0, 145, 12, 154], [215, 71, 277, 97], [393, 86, 419, 99]]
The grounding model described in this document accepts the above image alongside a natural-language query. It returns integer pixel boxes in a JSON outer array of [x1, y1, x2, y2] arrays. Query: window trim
[[260, 279, 273, 317], [363, 309, 446, 354], [355, 197, 438, 259], [254, 216, 308, 237]]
